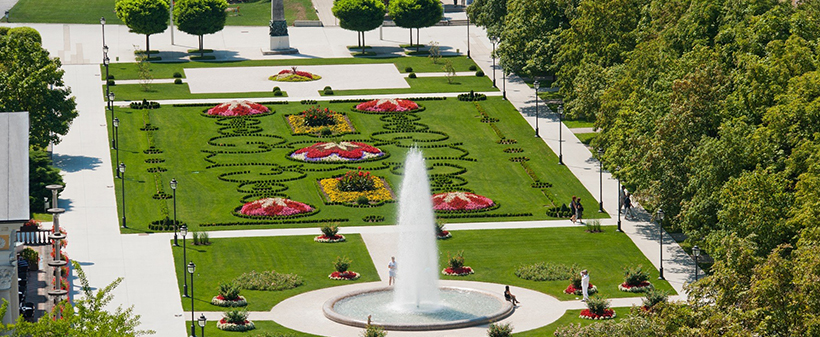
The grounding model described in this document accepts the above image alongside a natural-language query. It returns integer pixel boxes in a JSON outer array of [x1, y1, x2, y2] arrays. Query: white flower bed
[[314, 235, 346, 243], [211, 295, 248, 307], [619, 282, 654, 292], [217, 320, 256, 331]]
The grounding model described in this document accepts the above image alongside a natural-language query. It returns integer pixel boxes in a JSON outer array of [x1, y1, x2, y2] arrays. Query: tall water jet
[[393, 147, 440, 310]]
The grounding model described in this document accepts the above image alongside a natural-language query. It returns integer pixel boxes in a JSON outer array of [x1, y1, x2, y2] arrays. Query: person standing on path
[[570, 196, 578, 224], [624, 192, 634, 219], [576, 198, 585, 224], [580, 270, 590, 302], [388, 257, 397, 286]]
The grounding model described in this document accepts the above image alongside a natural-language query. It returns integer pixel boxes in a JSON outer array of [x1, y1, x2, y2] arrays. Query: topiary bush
[[408, 72, 417, 78], [469, 65, 477, 71], [356, 195, 370, 205], [107, 75, 115, 80], [174, 78, 183, 85], [334, 256, 352, 273], [107, 79, 116, 86], [173, 72, 183, 78], [624, 265, 650, 286], [476, 70, 484, 77], [586, 297, 611, 316], [515, 262, 579, 281], [405, 66, 413, 72]]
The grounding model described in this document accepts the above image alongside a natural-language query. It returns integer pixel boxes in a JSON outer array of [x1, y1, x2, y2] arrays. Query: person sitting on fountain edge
[[504, 285, 520, 306]]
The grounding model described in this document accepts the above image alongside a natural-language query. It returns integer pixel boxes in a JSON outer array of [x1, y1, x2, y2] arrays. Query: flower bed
[[269, 68, 321, 82], [619, 281, 654, 292], [579, 309, 616, 320], [564, 284, 598, 296], [355, 99, 419, 112], [314, 234, 346, 243], [286, 113, 355, 135], [442, 266, 474, 276], [217, 319, 256, 331], [318, 175, 394, 204], [211, 295, 248, 307], [206, 100, 270, 116], [437, 230, 452, 240], [433, 192, 495, 211], [239, 197, 313, 217], [290, 142, 385, 162], [329, 271, 360, 280]]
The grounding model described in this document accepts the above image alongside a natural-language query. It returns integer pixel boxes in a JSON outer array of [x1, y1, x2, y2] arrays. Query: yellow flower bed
[[287, 114, 354, 135], [319, 176, 394, 203]]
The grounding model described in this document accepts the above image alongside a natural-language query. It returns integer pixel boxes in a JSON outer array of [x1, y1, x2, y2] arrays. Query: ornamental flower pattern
[[287, 113, 354, 135], [432, 192, 495, 211], [291, 142, 385, 162], [269, 67, 322, 82], [355, 98, 419, 112], [206, 100, 270, 117], [239, 197, 313, 217], [319, 176, 393, 204]]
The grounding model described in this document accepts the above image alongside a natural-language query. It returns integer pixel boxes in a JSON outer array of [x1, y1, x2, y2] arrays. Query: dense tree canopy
[[388, 0, 443, 49], [465, 0, 507, 39], [0, 32, 77, 148], [332, 0, 386, 53], [115, 0, 170, 55], [174, 0, 227, 54]]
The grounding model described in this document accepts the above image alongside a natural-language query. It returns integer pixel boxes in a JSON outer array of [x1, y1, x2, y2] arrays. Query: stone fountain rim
[[322, 285, 515, 331]]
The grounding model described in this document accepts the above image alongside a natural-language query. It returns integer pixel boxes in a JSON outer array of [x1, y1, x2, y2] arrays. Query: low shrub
[[192, 231, 210, 245], [107, 75, 115, 80], [586, 297, 611, 316], [624, 265, 650, 286], [408, 72, 417, 78], [174, 78, 182, 85], [300, 100, 318, 105], [405, 66, 413, 72], [363, 324, 387, 337], [274, 90, 283, 96], [218, 282, 242, 301], [319, 127, 332, 136], [469, 65, 477, 71], [547, 203, 573, 218], [272, 86, 281, 92], [20, 247, 39, 267], [447, 251, 465, 270], [223, 309, 249, 324], [107, 79, 116, 86], [323, 88, 334, 95], [457, 91, 486, 101], [476, 70, 484, 77], [334, 256, 352, 273], [515, 262, 579, 281], [642, 289, 669, 309], [320, 224, 340, 238], [173, 72, 182, 78], [363, 215, 384, 222], [130, 99, 160, 109], [487, 323, 513, 337], [585, 219, 603, 233], [356, 195, 370, 205], [232, 270, 303, 291]]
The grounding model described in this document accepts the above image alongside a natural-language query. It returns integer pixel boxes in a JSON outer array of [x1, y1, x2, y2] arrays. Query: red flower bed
[[580, 308, 615, 320], [620, 281, 652, 289], [329, 271, 360, 280], [442, 266, 474, 276], [21, 219, 41, 232], [355, 99, 419, 112], [239, 197, 313, 216], [278, 69, 318, 79], [564, 283, 596, 295], [290, 141, 385, 162], [219, 318, 251, 325], [206, 100, 270, 117], [433, 192, 495, 211]]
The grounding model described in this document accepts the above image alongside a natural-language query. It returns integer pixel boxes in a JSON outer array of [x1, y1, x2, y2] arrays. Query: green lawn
[[563, 120, 595, 129], [173, 235, 378, 312], [438, 227, 675, 300], [108, 83, 288, 101], [187, 320, 320, 337], [109, 97, 603, 233], [9, 0, 314, 25], [321, 76, 497, 96], [513, 308, 629, 336], [575, 132, 598, 145], [103, 56, 480, 80]]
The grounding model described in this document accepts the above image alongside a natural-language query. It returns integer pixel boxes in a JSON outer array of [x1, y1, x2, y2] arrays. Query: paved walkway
[[11, 21, 699, 336]]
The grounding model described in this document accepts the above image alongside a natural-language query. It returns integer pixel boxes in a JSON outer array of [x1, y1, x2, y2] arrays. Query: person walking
[[580, 270, 590, 302], [576, 198, 584, 224], [570, 196, 578, 224], [388, 256, 397, 286], [624, 192, 634, 219]]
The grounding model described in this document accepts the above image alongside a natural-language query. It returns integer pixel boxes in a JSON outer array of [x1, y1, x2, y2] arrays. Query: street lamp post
[[113, 118, 120, 178], [171, 178, 179, 246], [616, 166, 622, 232], [103, 47, 110, 100], [598, 149, 604, 213], [534, 80, 540, 138], [198, 314, 207, 337], [557, 105, 564, 165], [466, 16, 470, 59], [119, 163, 127, 228], [188, 262, 197, 337], [657, 208, 665, 280], [490, 36, 498, 88], [693, 245, 700, 281], [502, 68, 507, 100], [109, 92, 115, 150], [181, 225, 189, 297], [100, 17, 106, 58]]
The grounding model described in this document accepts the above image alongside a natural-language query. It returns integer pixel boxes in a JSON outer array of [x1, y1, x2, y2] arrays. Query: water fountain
[[323, 148, 513, 331]]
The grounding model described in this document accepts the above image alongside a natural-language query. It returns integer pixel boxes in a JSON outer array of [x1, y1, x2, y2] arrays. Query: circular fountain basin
[[323, 286, 514, 331]]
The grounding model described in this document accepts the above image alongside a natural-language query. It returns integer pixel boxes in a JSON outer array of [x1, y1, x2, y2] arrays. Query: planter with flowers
[[217, 309, 255, 331], [564, 273, 598, 296], [329, 256, 360, 280], [269, 66, 321, 82], [436, 221, 451, 240], [315, 224, 345, 243], [211, 282, 248, 307], [442, 251, 473, 276], [579, 297, 616, 320], [286, 106, 355, 136], [432, 191, 497, 212], [20, 219, 42, 232], [354, 99, 422, 113], [619, 265, 654, 293], [236, 197, 316, 219], [204, 100, 271, 117], [318, 169, 394, 205], [290, 141, 386, 163]]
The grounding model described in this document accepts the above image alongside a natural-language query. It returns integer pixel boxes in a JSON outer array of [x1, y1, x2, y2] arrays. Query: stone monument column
[[267, 0, 298, 54]]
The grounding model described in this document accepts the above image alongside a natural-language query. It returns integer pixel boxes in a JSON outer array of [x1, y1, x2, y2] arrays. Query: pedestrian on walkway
[[619, 187, 626, 212], [580, 270, 590, 302], [570, 196, 578, 224], [576, 198, 584, 224], [624, 193, 634, 219], [388, 256, 397, 286]]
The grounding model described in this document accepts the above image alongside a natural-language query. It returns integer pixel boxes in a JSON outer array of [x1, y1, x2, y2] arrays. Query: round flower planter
[[290, 141, 385, 162], [270, 69, 321, 82], [564, 284, 598, 296], [442, 266, 474, 276], [579, 309, 616, 320], [329, 271, 360, 280], [239, 197, 314, 217], [619, 281, 654, 293], [355, 99, 420, 112], [206, 100, 270, 117], [217, 319, 256, 331], [433, 192, 495, 212], [314, 235, 346, 243], [436, 231, 452, 240], [211, 295, 248, 307]]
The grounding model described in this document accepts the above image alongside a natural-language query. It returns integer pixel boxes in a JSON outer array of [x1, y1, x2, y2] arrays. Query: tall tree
[[29, 149, 64, 214], [115, 0, 170, 56], [388, 0, 443, 52], [332, 0, 386, 54], [465, 0, 507, 39], [0, 33, 77, 148], [174, 0, 227, 56]]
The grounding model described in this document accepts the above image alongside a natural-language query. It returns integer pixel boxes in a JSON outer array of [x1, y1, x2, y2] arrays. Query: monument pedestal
[[264, 36, 299, 55]]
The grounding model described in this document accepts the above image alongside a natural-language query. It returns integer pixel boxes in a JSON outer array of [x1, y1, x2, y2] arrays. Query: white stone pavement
[[5, 20, 699, 336]]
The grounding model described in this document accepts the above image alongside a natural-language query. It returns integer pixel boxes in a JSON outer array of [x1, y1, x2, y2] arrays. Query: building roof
[[0, 111, 29, 222]]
